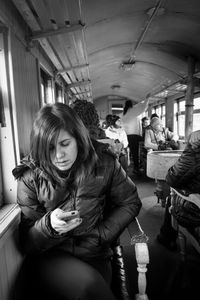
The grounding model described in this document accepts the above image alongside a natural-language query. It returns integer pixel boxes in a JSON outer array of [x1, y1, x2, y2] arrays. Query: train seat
[[170, 188, 200, 261]]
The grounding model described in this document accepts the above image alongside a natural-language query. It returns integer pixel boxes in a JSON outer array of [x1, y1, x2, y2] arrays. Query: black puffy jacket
[[13, 141, 142, 259], [166, 143, 200, 194]]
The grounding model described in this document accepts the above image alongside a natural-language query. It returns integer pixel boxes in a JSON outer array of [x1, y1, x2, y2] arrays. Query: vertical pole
[[185, 56, 195, 140]]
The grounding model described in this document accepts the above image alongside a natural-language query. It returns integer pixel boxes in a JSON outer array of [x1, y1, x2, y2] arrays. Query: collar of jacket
[[92, 139, 116, 159], [12, 154, 51, 182]]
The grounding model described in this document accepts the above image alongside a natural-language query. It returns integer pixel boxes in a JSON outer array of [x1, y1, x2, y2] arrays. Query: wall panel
[[0, 213, 23, 300], [11, 35, 40, 157]]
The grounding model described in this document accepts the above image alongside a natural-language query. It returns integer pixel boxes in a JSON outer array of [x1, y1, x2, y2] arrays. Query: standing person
[[121, 97, 149, 176], [13, 103, 142, 300], [105, 114, 129, 171], [157, 130, 200, 250]]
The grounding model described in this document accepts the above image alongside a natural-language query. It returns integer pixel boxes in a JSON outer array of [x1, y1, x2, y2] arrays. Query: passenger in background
[[141, 116, 150, 140], [150, 113, 159, 120], [71, 99, 106, 140], [157, 130, 200, 250], [138, 116, 150, 175], [105, 114, 129, 171], [13, 103, 142, 300], [121, 97, 149, 176], [105, 114, 128, 149], [72, 100, 123, 161], [144, 117, 179, 151]]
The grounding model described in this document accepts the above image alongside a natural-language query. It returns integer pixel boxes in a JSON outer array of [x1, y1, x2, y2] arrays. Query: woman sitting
[[144, 117, 178, 151], [13, 103, 142, 300]]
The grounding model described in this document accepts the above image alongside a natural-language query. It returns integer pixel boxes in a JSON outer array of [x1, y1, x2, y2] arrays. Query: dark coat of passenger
[[166, 143, 200, 194], [13, 141, 142, 258]]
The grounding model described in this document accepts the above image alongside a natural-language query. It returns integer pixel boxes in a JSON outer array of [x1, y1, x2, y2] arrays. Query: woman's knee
[[38, 253, 114, 299], [16, 252, 116, 300]]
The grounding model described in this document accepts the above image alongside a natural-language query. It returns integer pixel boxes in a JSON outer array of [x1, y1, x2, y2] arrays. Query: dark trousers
[[14, 250, 117, 300], [127, 134, 143, 171]]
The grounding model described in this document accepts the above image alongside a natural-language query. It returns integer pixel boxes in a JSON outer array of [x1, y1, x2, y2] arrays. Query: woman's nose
[[55, 145, 65, 159]]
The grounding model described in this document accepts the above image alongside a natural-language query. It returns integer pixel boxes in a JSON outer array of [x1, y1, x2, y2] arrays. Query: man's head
[[72, 99, 105, 140], [142, 116, 149, 128], [150, 117, 163, 132], [150, 113, 159, 120], [106, 114, 121, 128]]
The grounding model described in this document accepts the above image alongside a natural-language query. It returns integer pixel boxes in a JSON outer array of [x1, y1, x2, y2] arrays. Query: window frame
[[40, 67, 54, 105], [151, 103, 166, 126], [0, 26, 20, 209], [173, 94, 200, 139]]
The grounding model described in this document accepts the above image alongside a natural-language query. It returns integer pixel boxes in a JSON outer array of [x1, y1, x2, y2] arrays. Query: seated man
[[157, 130, 200, 250], [144, 117, 179, 151]]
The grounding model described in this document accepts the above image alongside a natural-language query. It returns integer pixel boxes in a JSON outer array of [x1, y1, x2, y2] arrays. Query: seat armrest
[[127, 218, 149, 300], [127, 218, 149, 244]]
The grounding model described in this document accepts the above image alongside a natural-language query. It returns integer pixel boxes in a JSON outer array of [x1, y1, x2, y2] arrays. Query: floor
[[120, 165, 200, 300]]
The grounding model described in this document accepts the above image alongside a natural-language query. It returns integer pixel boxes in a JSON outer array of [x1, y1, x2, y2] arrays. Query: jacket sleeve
[[17, 172, 68, 254], [126, 97, 149, 118], [165, 128, 179, 141], [98, 158, 142, 244], [166, 145, 196, 189]]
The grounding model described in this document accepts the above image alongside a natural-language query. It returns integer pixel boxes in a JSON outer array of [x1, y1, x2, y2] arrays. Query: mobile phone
[[61, 210, 80, 221]]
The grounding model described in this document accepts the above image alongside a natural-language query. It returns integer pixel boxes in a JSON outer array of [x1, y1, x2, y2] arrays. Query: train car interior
[[0, 0, 200, 299]]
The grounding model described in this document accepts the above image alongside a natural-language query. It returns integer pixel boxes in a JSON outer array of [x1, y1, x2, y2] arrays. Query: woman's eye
[[61, 141, 70, 147]]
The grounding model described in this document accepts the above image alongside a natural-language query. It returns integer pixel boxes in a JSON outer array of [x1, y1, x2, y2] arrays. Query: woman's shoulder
[[145, 126, 153, 134]]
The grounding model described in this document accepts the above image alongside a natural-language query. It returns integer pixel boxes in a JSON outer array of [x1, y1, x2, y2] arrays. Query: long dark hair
[[30, 103, 97, 186], [123, 100, 133, 115], [72, 99, 104, 139]]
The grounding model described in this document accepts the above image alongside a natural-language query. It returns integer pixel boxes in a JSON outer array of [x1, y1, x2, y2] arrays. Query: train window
[[179, 100, 185, 112], [173, 102, 178, 137], [193, 96, 200, 131], [151, 104, 166, 126], [55, 82, 64, 103], [160, 104, 166, 127], [174, 97, 200, 138], [109, 101, 124, 115], [40, 68, 54, 105], [111, 103, 124, 115], [174, 100, 185, 139]]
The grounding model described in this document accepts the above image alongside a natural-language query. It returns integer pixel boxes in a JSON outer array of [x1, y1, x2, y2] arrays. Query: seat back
[[170, 188, 200, 260]]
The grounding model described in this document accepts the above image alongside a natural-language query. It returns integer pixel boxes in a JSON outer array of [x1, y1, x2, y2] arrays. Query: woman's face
[[50, 129, 78, 171], [115, 118, 122, 128], [154, 123, 163, 132]]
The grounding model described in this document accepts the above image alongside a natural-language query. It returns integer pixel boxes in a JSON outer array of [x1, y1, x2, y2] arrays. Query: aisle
[[121, 170, 200, 300]]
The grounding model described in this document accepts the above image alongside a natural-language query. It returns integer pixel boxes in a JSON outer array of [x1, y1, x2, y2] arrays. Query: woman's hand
[[50, 208, 82, 235]]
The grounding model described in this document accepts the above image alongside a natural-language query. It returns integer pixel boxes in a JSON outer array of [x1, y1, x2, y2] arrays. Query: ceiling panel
[[12, 0, 200, 104]]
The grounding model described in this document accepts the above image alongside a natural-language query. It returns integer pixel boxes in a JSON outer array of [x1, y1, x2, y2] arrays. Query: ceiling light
[[111, 84, 121, 90]]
